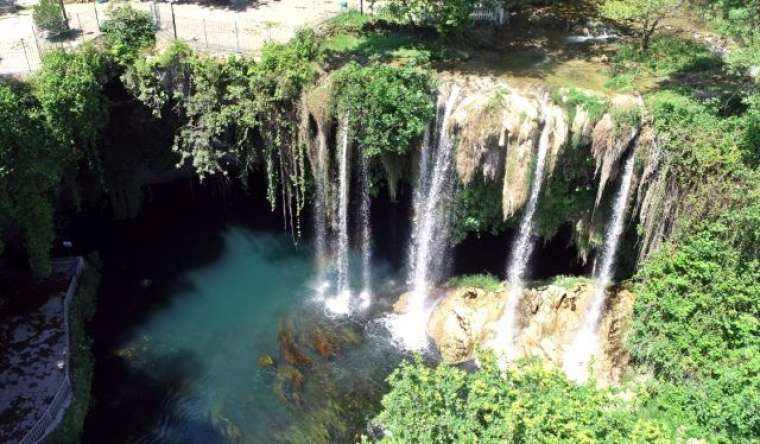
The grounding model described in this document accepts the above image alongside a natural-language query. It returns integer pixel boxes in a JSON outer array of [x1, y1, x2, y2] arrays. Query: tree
[[32, 0, 68, 35], [100, 5, 156, 65], [385, 0, 479, 36], [600, 0, 682, 50]]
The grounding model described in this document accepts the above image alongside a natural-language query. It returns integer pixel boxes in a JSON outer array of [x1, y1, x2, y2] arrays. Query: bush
[[331, 62, 435, 159], [385, 0, 480, 37], [100, 5, 156, 64], [33, 0, 67, 35], [629, 203, 760, 441], [375, 355, 665, 443], [452, 177, 506, 242], [446, 273, 501, 292]]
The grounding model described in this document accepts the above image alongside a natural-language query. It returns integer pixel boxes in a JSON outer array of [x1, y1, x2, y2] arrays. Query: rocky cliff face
[[401, 280, 634, 386]]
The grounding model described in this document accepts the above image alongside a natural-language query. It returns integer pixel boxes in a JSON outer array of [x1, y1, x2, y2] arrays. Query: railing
[[18, 257, 85, 444], [471, 4, 508, 25]]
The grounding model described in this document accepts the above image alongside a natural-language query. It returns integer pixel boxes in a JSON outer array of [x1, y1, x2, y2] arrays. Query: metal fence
[[18, 257, 85, 444], [0, 1, 340, 75]]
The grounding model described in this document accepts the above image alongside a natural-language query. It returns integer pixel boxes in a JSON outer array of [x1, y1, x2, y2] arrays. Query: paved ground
[[0, 0, 344, 75], [0, 259, 81, 443]]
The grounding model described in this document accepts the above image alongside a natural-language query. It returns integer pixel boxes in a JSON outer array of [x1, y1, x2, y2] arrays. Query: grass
[[43, 256, 101, 444], [446, 273, 503, 292], [612, 37, 721, 77], [553, 87, 609, 122], [318, 11, 467, 67]]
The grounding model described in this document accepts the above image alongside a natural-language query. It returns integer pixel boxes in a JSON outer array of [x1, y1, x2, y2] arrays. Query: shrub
[[331, 62, 435, 159], [446, 273, 502, 292], [629, 203, 760, 441], [385, 0, 480, 37], [100, 4, 156, 64], [32, 0, 67, 35], [375, 354, 663, 443]]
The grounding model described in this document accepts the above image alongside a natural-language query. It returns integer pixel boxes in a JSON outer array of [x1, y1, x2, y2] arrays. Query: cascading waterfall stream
[[493, 102, 555, 361], [325, 113, 352, 315], [562, 151, 636, 382], [391, 85, 460, 350], [358, 154, 373, 310]]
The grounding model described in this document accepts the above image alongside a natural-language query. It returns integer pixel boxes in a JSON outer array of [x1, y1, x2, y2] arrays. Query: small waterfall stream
[[563, 151, 636, 382], [358, 154, 372, 310], [325, 114, 352, 315], [391, 85, 460, 350], [494, 102, 555, 360]]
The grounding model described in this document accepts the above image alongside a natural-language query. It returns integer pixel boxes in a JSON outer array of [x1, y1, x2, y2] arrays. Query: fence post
[[21, 39, 32, 72], [32, 25, 43, 62], [235, 21, 240, 53], [76, 13, 82, 40], [203, 19, 208, 49], [93, 2, 100, 29], [170, 2, 177, 40]]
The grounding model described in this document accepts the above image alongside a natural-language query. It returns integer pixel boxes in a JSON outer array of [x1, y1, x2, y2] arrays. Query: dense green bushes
[[0, 83, 62, 277], [32, 0, 67, 35], [629, 202, 760, 441], [375, 355, 669, 443], [100, 5, 156, 65], [331, 62, 435, 159], [0, 46, 108, 278]]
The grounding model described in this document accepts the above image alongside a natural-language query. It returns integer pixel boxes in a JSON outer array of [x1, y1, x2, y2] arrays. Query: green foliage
[[629, 203, 760, 441], [559, 88, 609, 123], [0, 82, 62, 278], [375, 354, 665, 443], [536, 136, 596, 242], [600, 0, 681, 49], [32, 0, 67, 35], [385, 0, 480, 36], [446, 273, 502, 292], [612, 37, 722, 77], [34, 46, 108, 169], [44, 257, 101, 443], [452, 177, 505, 242], [0, 44, 106, 277], [646, 90, 749, 176], [331, 62, 435, 158], [100, 4, 156, 65], [705, 0, 760, 73]]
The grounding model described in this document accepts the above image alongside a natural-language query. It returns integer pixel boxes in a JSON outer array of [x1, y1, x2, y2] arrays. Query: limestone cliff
[[414, 280, 634, 386]]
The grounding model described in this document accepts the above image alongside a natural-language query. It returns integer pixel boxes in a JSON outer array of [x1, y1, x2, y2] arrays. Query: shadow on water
[[83, 173, 288, 443]]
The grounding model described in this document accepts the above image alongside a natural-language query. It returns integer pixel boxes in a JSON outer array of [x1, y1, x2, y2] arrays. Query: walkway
[[0, 258, 84, 443]]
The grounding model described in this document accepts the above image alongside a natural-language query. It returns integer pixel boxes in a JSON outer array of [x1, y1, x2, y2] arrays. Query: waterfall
[[325, 114, 352, 315], [562, 151, 636, 382], [314, 130, 329, 275], [494, 102, 555, 361], [358, 154, 372, 310], [391, 85, 460, 350]]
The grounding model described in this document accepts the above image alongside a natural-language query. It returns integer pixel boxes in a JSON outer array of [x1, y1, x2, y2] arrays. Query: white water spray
[[494, 102, 556, 361], [391, 86, 460, 350], [563, 151, 636, 382], [325, 114, 352, 315], [358, 154, 373, 310]]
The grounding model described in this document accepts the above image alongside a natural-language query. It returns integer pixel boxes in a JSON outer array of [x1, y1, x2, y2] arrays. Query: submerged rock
[[278, 321, 313, 368], [258, 353, 275, 368], [209, 406, 243, 443]]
